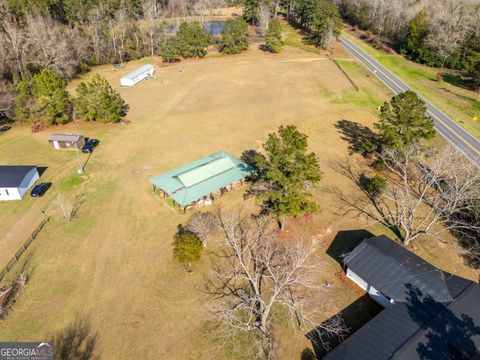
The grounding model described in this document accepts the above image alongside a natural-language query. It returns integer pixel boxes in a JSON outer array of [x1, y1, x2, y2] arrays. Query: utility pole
[[75, 144, 84, 174]]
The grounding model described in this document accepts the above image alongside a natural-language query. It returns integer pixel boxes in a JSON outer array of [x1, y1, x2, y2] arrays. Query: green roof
[[149, 151, 254, 207]]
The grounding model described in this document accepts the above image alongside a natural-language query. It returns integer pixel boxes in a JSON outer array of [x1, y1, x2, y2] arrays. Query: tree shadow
[[326, 229, 374, 266], [441, 73, 476, 91], [306, 294, 383, 359], [37, 166, 49, 177], [53, 315, 99, 360], [299, 347, 317, 360], [241, 149, 264, 189], [334, 119, 377, 157], [258, 44, 268, 52], [240, 149, 262, 168], [404, 284, 480, 359], [329, 159, 405, 242]]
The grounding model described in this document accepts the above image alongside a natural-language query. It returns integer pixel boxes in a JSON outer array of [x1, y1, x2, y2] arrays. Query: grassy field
[[341, 31, 480, 139], [0, 37, 478, 359]]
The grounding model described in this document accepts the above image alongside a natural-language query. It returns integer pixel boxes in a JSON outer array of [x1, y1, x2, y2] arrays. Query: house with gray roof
[[0, 166, 39, 200], [321, 235, 480, 360]]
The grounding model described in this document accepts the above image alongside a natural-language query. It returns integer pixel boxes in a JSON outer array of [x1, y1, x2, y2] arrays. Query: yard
[[0, 37, 477, 359]]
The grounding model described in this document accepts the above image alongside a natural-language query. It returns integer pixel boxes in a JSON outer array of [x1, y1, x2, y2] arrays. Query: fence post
[[0, 217, 49, 282]]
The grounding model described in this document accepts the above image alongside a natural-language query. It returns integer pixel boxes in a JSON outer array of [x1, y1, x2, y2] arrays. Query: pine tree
[[309, 0, 341, 49], [75, 74, 125, 123], [404, 9, 430, 61], [253, 125, 323, 230], [220, 17, 249, 55], [376, 91, 436, 149], [243, 0, 260, 24], [160, 38, 181, 63], [14, 70, 72, 125], [265, 18, 283, 53], [176, 21, 209, 58]]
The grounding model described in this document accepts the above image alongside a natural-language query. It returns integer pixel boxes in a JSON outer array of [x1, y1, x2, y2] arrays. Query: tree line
[[334, 0, 480, 85], [0, 0, 231, 122]]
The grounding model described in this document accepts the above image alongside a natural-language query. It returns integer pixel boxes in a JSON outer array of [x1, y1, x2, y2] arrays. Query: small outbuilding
[[0, 166, 39, 200], [120, 64, 155, 87], [48, 134, 85, 150]]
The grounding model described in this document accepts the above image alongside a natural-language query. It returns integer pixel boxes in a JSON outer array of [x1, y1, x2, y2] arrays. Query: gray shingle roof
[[323, 236, 480, 360], [343, 235, 454, 302], [0, 166, 37, 187], [122, 64, 154, 80], [324, 281, 480, 360], [48, 134, 83, 142]]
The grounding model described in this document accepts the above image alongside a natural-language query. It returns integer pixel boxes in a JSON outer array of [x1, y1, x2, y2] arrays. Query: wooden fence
[[331, 58, 360, 92], [0, 217, 49, 282]]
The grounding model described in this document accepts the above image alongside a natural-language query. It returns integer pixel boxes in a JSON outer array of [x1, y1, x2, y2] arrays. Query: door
[[53, 141, 59, 149]]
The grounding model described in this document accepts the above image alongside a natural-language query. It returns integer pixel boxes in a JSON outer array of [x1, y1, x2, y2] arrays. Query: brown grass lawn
[[0, 41, 478, 359]]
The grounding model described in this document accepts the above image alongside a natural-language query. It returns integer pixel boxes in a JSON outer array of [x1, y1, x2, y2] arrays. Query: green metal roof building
[[149, 151, 254, 208]]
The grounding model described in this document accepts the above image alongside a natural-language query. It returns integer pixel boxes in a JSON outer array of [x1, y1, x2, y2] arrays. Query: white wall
[[346, 268, 391, 308], [120, 67, 154, 87], [0, 187, 22, 200], [0, 168, 39, 201], [18, 168, 40, 198], [120, 77, 134, 87], [346, 268, 368, 291]]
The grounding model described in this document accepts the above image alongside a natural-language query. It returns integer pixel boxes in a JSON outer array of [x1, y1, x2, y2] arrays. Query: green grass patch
[[59, 174, 84, 191], [341, 31, 480, 138], [281, 22, 322, 55]]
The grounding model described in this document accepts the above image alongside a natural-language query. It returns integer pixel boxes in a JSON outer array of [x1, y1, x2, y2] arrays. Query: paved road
[[339, 35, 480, 165]]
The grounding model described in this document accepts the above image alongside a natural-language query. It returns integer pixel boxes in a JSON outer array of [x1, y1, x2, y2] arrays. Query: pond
[[165, 21, 226, 36]]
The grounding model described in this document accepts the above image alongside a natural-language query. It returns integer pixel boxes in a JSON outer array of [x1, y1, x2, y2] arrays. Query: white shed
[[120, 64, 155, 87], [0, 166, 39, 201]]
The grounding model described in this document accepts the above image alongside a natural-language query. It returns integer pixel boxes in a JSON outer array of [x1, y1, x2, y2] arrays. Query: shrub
[[173, 232, 203, 271], [220, 17, 249, 55], [265, 19, 283, 53], [75, 74, 125, 123], [365, 173, 387, 197]]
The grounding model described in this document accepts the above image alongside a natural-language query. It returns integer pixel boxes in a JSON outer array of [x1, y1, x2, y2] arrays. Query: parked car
[[0, 125, 11, 133], [30, 182, 52, 197], [81, 138, 100, 153]]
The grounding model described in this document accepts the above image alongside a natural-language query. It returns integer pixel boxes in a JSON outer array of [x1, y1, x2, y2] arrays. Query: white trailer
[[120, 64, 155, 87]]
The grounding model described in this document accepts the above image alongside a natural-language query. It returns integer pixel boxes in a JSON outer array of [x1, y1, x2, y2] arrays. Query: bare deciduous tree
[[0, 80, 14, 118], [257, 3, 271, 37], [25, 15, 88, 79], [185, 211, 219, 245], [0, 18, 29, 77], [335, 145, 480, 247], [142, 0, 165, 56], [206, 211, 347, 359], [425, 0, 471, 80], [57, 193, 85, 222]]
